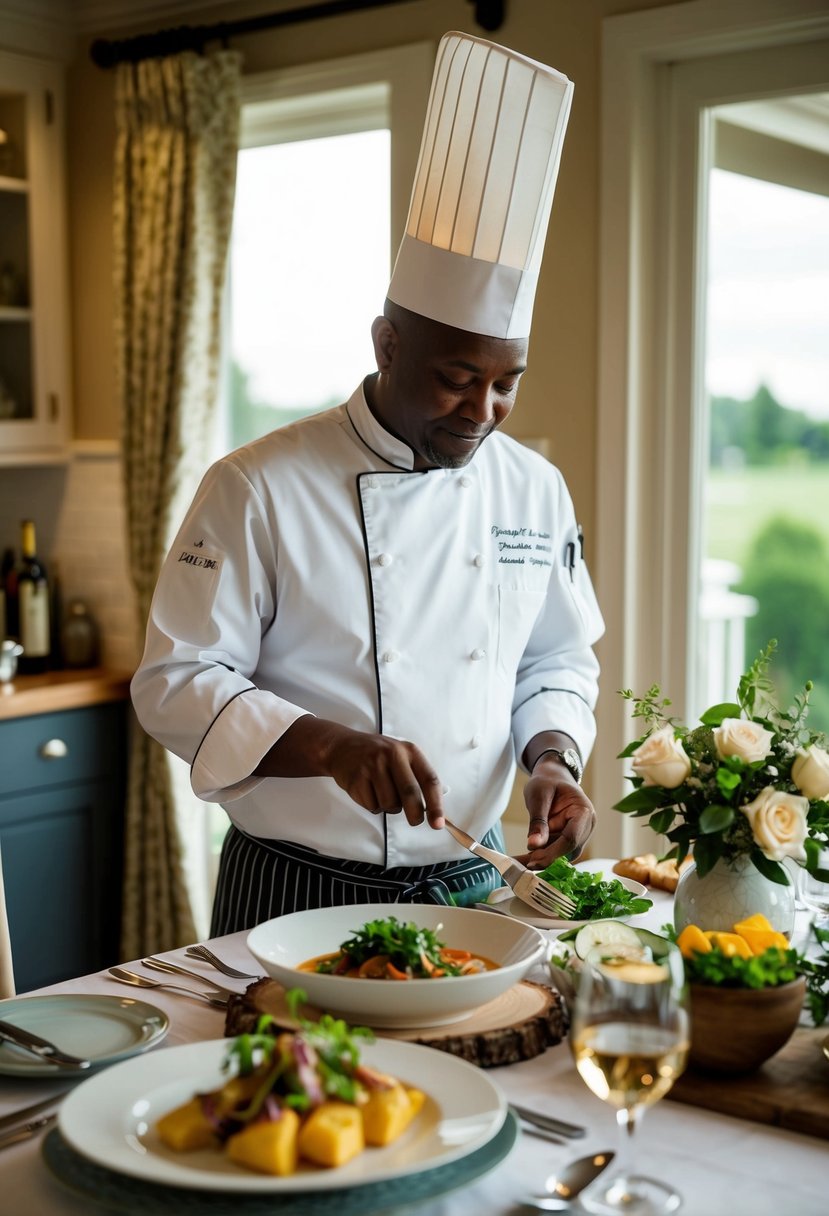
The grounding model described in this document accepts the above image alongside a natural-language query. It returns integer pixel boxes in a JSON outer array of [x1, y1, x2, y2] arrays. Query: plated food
[[247, 903, 545, 1029], [158, 993, 424, 1176], [58, 1031, 506, 1193], [488, 858, 652, 929], [299, 916, 497, 980]]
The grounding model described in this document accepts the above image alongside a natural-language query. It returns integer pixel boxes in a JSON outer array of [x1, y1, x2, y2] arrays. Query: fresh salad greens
[[537, 857, 653, 919], [314, 916, 470, 979], [221, 988, 375, 1121], [666, 922, 829, 1026]]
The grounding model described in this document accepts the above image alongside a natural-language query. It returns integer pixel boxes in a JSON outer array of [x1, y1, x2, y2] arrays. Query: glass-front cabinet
[[0, 50, 69, 463]]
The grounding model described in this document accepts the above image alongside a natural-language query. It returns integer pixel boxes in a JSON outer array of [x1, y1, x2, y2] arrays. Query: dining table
[[0, 881, 826, 1216]]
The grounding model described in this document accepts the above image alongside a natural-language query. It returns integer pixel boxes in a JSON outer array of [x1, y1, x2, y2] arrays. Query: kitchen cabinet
[[0, 700, 126, 991], [0, 49, 70, 464]]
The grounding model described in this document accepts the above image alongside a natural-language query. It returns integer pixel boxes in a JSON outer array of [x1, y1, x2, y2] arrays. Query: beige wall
[[65, 0, 688, 548]]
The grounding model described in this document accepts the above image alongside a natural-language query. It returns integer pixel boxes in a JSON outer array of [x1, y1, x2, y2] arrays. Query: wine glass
[[569, 950, 690, 1215], [798, 848, 829, 928]]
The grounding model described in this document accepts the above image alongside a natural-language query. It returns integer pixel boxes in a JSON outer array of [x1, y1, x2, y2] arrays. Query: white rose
[[714, 718, 774, 764], [792, 746, 829, 800], [631, 725, 691, 789], [740, 786, 808, 862]]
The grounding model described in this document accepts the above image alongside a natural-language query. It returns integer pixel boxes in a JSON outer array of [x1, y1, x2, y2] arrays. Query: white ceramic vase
[[673, 854, 796, 936]]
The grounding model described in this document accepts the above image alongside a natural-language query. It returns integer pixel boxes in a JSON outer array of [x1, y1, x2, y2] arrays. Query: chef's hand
[[513, 755, 596, 869], [256, 716, 445, 829]]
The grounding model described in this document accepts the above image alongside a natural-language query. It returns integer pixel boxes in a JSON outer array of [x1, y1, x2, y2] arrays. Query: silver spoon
[[518, 1150, 616, 1211], [107, 967, 228, 1008], [142, 957, 239, 1001], [185, 944, 260, 980]]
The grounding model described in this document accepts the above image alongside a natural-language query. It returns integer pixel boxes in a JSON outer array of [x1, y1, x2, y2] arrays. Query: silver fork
[[443, 819, 576, 919], [142, 957, 239, 1001], [107, 966, 228, 1008], [185, 944, 260, 980]]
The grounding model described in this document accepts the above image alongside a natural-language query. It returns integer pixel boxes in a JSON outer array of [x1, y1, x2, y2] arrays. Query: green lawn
[[705, 465, 829, 567]]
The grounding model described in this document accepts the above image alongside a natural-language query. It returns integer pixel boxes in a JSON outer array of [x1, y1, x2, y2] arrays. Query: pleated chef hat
[[387, 30, 573, 340]]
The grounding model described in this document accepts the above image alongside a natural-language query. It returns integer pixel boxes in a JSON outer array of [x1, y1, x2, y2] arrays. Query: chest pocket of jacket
[[496, 587, 547, 679]]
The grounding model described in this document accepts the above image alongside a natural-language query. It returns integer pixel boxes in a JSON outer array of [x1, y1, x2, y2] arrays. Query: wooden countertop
[[0, 667, 133, 720]]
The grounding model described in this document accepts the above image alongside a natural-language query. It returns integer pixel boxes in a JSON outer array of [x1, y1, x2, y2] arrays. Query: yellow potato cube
[[298, 1101, 365, 1168], [707, 931, 753, 959], [156, 1097, 217, 1152], [361, 1081, 424, 1146], [733, 925, 789, 955], [732, 913, 774, 934], [226, 1109, 301, 1176], [676, 924, 712, 959]]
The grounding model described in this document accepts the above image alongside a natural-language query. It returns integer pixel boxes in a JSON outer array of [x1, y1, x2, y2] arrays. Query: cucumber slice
[[574, 919, 642, 960], [633, 926, 674, 959]]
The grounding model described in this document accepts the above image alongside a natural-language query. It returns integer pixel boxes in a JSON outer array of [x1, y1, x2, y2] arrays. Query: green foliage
[[536, 858, 653, 918], [229, 359, 341, 448], [709, 383, 829, 468], [738, 521, 829, 732]]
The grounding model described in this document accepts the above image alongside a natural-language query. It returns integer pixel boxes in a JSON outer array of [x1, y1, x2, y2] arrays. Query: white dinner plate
[[0, 994, 169, 1077], [58, 1036, 506, 1194], [488, 857, 650, 930]]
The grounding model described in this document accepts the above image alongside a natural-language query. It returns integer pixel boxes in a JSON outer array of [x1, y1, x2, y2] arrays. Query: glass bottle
[[17, 519, 50, 674]]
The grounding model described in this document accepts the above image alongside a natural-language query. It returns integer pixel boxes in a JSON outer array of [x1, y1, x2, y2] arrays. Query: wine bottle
[[17, 519, 50, 674]]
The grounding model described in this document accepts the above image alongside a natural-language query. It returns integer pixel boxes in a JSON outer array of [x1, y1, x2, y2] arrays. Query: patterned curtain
[[113, 50, 241, 958]]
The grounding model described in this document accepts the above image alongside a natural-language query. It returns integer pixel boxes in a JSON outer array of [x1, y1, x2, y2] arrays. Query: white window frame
[[592, 0, 829, 857]]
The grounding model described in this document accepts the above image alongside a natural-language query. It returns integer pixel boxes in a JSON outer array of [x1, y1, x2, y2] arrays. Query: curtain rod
[[90, 0, 506, 68]]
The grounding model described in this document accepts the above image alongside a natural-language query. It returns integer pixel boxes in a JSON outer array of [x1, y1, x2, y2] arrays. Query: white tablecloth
[[0, 892, 826, 1215]]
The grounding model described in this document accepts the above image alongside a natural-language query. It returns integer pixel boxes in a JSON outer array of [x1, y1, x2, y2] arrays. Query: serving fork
[[443, 818, 576, 919]]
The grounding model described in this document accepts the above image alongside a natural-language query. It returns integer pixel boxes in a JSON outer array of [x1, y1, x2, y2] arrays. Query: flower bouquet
[[614, 641, 829, 886]]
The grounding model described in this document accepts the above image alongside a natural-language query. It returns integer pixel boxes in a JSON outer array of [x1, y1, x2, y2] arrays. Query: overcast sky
[[706, 170, 829, 420]]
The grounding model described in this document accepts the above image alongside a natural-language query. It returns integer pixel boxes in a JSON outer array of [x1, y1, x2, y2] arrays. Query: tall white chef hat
[[386, 30, 573, 340]]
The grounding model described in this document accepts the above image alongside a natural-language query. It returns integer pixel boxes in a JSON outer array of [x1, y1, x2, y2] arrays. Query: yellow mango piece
[[226, 1109, 300, 1176], [156, 1097, 218, 1152], [361, 1081, 424, 1146], [676, 924, 712, 959], [732, 913, 773, 934], [734, 925, 789, 955], [298, 1101, 365, 1168], [707, 931, 753, 959]]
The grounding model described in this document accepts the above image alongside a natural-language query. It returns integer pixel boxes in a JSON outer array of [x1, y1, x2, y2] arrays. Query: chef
[[131, 30, 605, 933]]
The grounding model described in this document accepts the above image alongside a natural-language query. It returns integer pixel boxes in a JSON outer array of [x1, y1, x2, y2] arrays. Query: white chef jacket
[[131, 382, 605, 868]]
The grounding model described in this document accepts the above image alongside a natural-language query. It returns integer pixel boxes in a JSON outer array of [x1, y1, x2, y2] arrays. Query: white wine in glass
[[570, 952, 690, 1215]]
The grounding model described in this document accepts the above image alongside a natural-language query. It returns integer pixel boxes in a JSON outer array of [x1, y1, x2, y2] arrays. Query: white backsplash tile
[[0, 448, 139, 672]]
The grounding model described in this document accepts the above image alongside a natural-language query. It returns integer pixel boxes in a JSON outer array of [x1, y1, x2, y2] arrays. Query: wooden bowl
[[688, 977, 806, 1075]]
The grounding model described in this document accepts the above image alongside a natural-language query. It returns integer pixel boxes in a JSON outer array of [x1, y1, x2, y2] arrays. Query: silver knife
[[0, 1111, 57, 1151], [510, 1103, 587, 1139], [0, 1019, 91, 1069], [0, 1093, 66, 1136]]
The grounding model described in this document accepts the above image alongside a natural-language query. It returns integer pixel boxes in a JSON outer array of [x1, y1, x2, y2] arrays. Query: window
[[594, 2, 829, 858]]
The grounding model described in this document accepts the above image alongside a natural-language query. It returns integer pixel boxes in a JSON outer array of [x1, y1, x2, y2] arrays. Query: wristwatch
[[533, 746, 583, 784]]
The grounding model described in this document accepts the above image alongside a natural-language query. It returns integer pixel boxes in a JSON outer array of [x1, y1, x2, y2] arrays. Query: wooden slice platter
[[225, 977, 567, 1068]]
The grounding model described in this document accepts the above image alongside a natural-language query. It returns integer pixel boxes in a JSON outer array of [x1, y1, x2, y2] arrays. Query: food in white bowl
[[247, 903, 546, 1029]]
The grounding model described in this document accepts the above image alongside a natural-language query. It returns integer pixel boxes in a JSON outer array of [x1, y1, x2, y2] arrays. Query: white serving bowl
[[247, 902, 546, 1029]]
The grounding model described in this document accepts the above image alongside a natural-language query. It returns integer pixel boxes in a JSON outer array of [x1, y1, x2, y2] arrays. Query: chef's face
[[369, 304, 528, 470]]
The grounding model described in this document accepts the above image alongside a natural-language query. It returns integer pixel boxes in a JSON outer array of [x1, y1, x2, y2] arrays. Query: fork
[[185, 944, 260, 980], [107, 966, 228, 1008], [141, 957, 239, 1001], [443, 819, 576, 919]]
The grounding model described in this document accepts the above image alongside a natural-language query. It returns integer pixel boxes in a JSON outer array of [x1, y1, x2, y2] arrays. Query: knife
[[0, 1111, 57, 1151], [0, 1093, 66, 1136], [509, 1103, 586, 1139], [0, 1019, 91, 1069]]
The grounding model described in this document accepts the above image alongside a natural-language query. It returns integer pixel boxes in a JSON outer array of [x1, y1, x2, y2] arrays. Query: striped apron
[[210, 823, 506, 936]]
